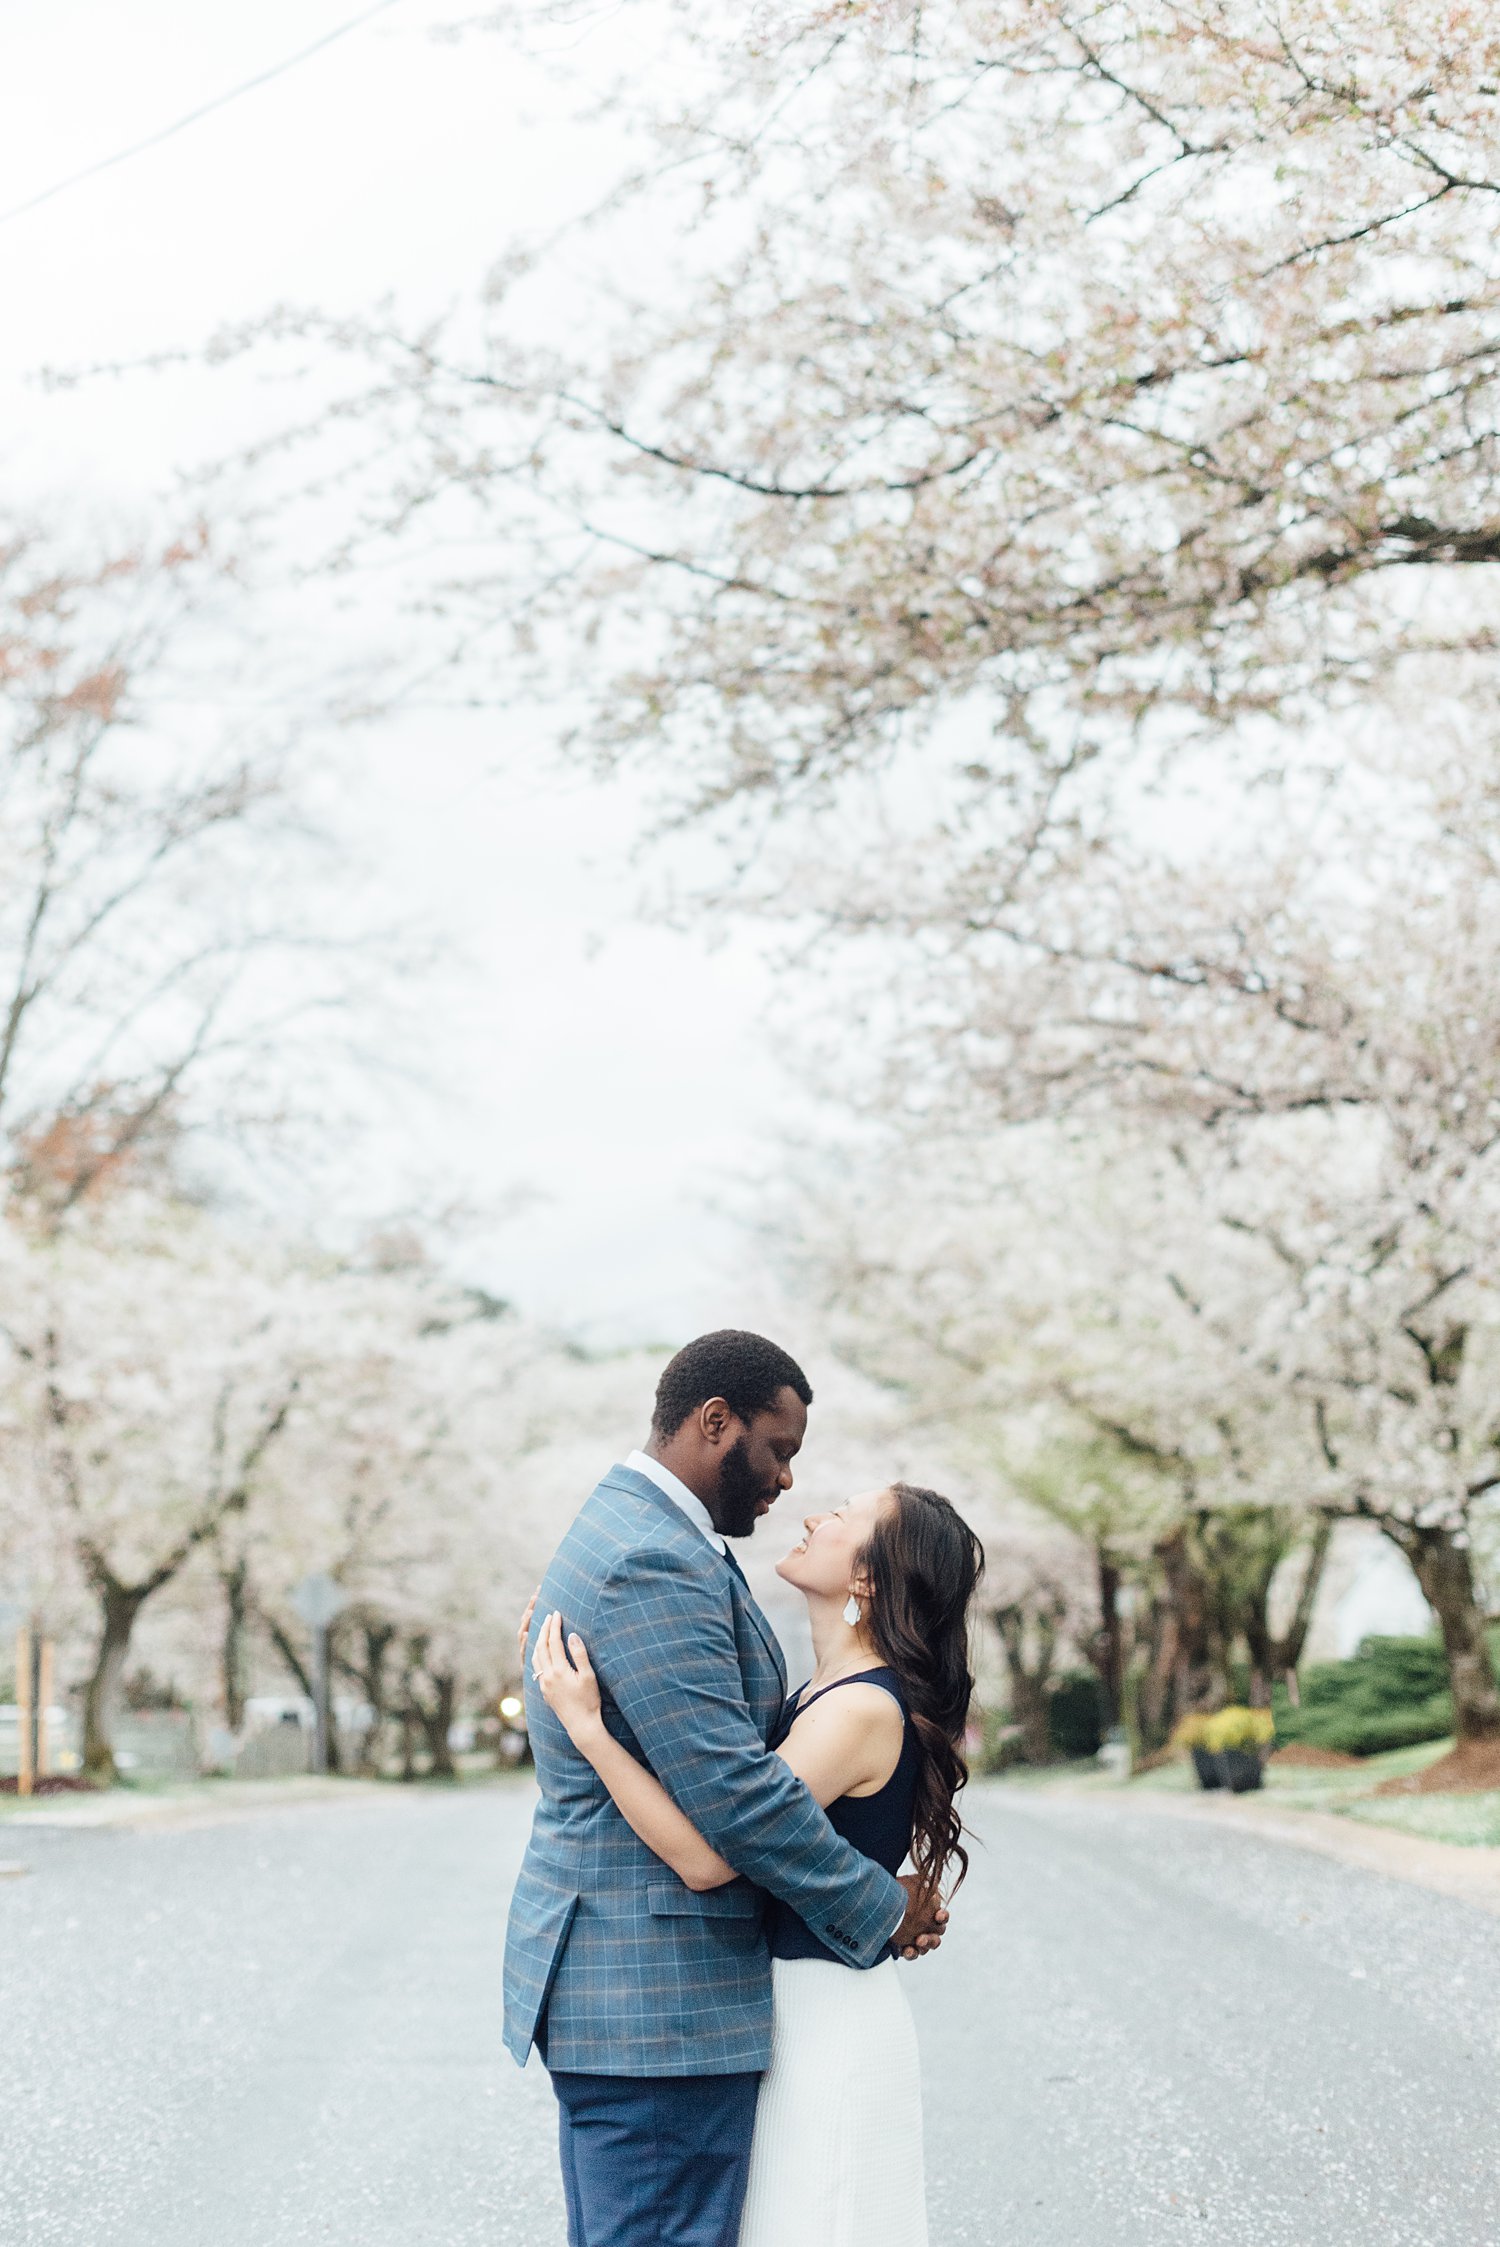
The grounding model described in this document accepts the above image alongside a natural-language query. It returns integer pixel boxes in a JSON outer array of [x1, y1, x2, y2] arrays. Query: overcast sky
[[1, 1, 807, 1344]]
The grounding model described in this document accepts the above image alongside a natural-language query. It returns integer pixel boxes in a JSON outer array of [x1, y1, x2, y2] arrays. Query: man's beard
[[715, 1436, 774, 1540]]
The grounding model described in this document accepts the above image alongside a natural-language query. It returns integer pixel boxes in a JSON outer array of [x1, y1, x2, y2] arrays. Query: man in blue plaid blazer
[[504, 1330, 938, 2247]]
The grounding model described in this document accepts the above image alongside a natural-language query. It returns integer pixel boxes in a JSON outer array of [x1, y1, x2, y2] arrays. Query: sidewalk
[[0, 1773, 397, 1835], [1115, 1783, 1500, 1919]]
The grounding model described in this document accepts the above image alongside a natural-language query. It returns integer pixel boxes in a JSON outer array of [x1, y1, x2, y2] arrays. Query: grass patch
[[1339, 1791, 1500, 1848], [1256, 1738, 1451, 1812], [1147, 1737, 1500, 1849], [986, 1736, 1500, 1851]]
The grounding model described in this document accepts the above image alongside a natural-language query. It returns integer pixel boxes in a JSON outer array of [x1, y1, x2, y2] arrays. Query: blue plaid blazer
[[503, 1463, 905, 2075]]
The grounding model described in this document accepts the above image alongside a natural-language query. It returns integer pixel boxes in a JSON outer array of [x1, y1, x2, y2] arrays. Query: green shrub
[[1274, 1636, 1455, 1756], [1047, 1671, 1103, 1760]]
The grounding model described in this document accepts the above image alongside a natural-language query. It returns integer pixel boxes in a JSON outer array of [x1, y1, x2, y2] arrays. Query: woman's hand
[[516, 1587, 540, 1676], [531, 1610, 604, 1745]]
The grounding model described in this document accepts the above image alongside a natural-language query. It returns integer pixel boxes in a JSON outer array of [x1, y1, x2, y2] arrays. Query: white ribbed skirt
[[738, 1955, 929, 2247]]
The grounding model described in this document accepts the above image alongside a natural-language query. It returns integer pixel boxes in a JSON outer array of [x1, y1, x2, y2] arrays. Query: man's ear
[[698, 1396, 736, 1447]]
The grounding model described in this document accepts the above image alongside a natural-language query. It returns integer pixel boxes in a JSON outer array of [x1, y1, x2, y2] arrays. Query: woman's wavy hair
[[859, 1482, 985, 1912]]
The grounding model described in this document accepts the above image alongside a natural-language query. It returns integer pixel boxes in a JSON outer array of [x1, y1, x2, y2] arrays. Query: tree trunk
[[221, 1556, 249, 1732], [68, 1383, 301, 1784], [416, 1671, 457, 1779], [1136, 1588, 1179, 1751], [1392, 1524, 1500, 1744], [336, 1618, 396, 1775], [993, 1599, 1062, 1766], [1140, 1528, 1223, 1744], [1093, 1546, 1124, 1731], [1273, 1512, 1334, 1698], [1009, 1671, 1052, 1765], [1236, 1532, 1273, 1705], [1187, 1514, 1245, 1704], [81, 1579, 147, 1782]]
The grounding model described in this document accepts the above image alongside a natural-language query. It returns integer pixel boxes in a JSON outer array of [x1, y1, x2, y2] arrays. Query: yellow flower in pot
[[1202, 1705, 1274, 1791], [1175, 1706, 1273, 1790], [1203, 1707, 1274, 1753]]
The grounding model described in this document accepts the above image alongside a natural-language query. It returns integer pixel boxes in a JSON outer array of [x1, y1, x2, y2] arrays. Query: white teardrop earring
[[842, 1593, 862, 1628]]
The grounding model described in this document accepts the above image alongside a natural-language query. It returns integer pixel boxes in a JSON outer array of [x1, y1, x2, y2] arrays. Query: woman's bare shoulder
[[786, 1680, 904, 1774]]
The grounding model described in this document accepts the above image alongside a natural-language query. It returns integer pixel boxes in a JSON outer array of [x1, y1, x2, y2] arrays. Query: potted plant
[[1202, 1705, 1275, 1792], [1171, 1711, 1222, 1790], [1174, 1706, 1275, 1790]]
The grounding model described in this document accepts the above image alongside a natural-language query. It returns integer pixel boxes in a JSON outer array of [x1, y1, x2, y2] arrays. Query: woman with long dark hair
[[529, 1479, 984, 2245]]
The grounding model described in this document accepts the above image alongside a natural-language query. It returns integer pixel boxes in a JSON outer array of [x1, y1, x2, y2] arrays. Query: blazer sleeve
[[593, 1541, 905, 1970]]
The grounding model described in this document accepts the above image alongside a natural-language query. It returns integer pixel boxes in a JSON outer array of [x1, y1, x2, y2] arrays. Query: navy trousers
[[549, 2068, 761, 2247]]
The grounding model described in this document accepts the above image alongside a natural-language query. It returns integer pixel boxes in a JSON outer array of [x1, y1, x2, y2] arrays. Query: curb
[[1112, 1787, 1500, 1920], [1, 1775, 397, 1835]]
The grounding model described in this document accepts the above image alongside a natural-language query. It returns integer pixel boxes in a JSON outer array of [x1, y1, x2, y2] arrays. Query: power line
[[0, 0, 407, 228]]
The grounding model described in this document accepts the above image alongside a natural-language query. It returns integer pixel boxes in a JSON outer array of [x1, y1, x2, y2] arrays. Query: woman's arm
[[532, 1614, 906, 1885], [530, 1611, 738, 1891]]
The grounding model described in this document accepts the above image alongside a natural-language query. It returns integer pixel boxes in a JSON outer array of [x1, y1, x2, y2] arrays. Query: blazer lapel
[[601, 1463, 788, 1709], [722, 1546, 788, 1707]]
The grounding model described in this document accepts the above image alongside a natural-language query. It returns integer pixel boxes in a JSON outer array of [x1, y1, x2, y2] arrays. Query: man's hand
[[892, 1872, 949, 1961]]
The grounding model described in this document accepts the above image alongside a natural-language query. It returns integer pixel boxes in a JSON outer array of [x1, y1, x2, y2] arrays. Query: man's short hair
[[652, 1330, 813, 1440]]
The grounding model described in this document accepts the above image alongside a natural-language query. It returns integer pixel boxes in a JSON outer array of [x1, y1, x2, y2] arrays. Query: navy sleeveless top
[[765, 1665, 922, 1968]]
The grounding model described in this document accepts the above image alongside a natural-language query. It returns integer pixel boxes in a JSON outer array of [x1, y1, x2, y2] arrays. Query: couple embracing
[[504, 1329, 984, 2247]]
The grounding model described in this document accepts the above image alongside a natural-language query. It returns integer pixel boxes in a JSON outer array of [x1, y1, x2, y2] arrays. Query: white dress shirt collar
[[625, 1449, 727, 1554]]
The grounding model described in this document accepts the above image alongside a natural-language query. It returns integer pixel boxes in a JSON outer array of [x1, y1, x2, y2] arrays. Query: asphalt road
[[2, 1778, 1498, 2246]]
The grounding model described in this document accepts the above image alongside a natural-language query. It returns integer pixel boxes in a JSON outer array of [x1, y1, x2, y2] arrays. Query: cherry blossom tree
[[905, 705, 1500, 1756], [801, 893, 1500, 1761], [251, 0, 1500, 894], [246, 1260, 562, 1775], [0, 521, 391, 1218], [0, 1177, 645, 1781], [0, 1189, 315, 1778], [793, 1120, 1338, 1741]]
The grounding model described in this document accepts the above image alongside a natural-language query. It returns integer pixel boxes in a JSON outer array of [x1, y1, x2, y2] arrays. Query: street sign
[[291, 1573, 348, 1629]]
